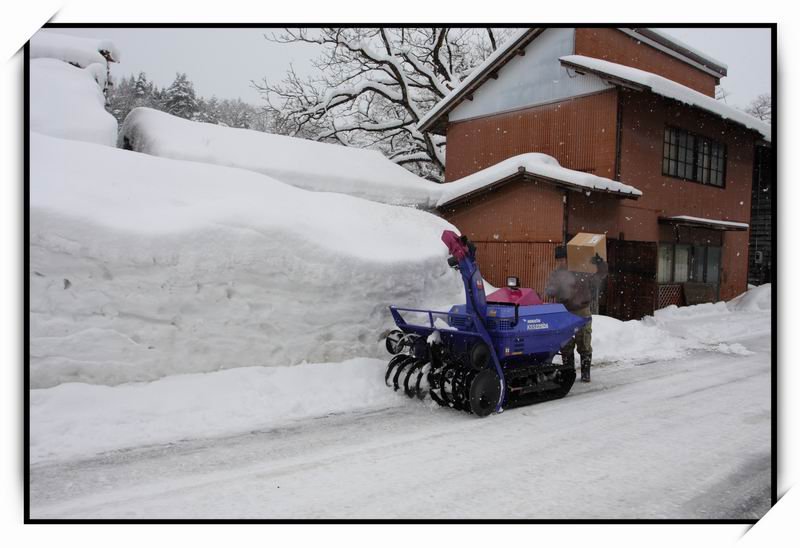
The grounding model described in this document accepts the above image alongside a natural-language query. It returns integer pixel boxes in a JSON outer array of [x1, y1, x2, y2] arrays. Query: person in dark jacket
[[544, 246, 608, 382]]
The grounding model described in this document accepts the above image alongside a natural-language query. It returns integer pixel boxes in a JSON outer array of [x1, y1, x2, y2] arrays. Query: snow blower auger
[[384, 230, 589, 417]]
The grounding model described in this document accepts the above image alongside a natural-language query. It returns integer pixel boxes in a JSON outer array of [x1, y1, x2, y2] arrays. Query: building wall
[[440, 178, 564, 243], [473, 241, 560, 298], [449, 27, 610, 123], [617, 90, 757, 301], [444, 89, 619, 182], [574, 28, 719, 97], [440, 179, 565, 294]]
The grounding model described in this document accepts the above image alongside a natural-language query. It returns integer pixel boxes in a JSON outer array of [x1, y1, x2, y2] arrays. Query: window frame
[[658, 242, 722, 284], [662, 126, 727, 189]]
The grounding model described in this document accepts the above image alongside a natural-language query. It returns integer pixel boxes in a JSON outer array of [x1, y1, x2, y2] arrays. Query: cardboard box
[[567, 233, 607, 273]]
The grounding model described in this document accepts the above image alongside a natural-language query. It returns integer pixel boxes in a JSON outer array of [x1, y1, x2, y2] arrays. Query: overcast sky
[[47, 27, 772, 111]]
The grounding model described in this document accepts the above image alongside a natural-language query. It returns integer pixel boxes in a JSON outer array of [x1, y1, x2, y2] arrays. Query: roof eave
[[418, 28, 544, 135], [438, 169, 641, 209], [630, 28, 728, 78], [559, 58, 769, 141], [658, 217, 749, 231]]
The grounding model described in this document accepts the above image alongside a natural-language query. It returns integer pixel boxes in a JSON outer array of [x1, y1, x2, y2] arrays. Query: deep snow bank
[[119, 108, 441, 208], [30, 58, 117, 146], [589, 284, 772, 365], [727, 283, 771, 312], [30, 358, 400, 464], [30, 133, 462, 388]]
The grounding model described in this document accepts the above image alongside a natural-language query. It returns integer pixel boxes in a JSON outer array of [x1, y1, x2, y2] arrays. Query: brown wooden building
[[420, 27, 771, 320]]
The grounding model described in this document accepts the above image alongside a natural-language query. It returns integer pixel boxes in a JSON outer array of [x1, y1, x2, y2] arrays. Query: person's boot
[[580, 353, 591, 382], [562, 350, 575, 370]]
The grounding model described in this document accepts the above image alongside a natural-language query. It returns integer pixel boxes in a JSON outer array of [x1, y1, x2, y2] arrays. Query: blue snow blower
[[384, 230, 588, 416]]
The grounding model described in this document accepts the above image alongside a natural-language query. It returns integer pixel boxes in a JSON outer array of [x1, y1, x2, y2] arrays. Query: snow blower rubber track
[[384, 230, 588, 417]]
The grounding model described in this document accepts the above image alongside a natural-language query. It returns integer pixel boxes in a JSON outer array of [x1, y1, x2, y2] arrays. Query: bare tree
[[253, 28, 518, 181], [745, 93, 771, 124]]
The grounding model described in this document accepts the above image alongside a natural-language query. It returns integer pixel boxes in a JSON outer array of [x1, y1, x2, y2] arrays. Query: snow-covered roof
[[30, 30, 120, 67], [659, 215, 749, 231], [437, 153, 642, 207], [30, 58, 118, 147], [418, 27, 728, 134], [560, 55, 771, 142], [119, 108, 440, 208]]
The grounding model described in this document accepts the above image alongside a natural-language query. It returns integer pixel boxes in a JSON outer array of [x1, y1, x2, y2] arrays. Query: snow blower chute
[[384, 230, 588, 416]]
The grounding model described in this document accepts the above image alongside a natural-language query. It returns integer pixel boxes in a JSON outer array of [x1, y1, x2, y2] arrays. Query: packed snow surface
[[29, 284, 771, 519], [30, 285, 770, 464], [560, 55, 772, 141], [437, 153, 642, 206], [29, 132, 462, 388], [30, 59, 117, 147], [119, 108, 441, 207], [30, 30, 119, 68], [30, 358, 393, 463]]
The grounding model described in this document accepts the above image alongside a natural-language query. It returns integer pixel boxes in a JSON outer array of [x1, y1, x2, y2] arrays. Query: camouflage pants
[[561, 306, 592, 364]]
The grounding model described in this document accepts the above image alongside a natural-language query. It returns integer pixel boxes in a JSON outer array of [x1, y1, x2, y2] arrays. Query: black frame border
[[23, 22, 778, 525]]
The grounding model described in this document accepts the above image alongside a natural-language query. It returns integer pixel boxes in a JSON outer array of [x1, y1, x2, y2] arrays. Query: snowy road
[[30, 328, 770, 520]]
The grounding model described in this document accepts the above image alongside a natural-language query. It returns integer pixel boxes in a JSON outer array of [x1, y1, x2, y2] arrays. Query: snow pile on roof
[[661, 215, 749, 230], [30, 58, 117, 147], [30, 133, 462, 388], [119, 108, 441, 208], [560, 55, 772, 141], [30, 30, 119, 67], [437, 153, 642, 206]]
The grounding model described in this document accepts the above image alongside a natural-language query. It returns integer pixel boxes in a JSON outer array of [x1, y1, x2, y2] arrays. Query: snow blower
[[384, 230, 588, 416]]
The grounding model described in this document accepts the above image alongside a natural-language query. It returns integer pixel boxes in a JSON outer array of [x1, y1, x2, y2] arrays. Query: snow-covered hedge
[[30, 133, 462, 388], [30, 58, 117, 146], [30, 30, 119, 68], [118, 108, 440, 208]]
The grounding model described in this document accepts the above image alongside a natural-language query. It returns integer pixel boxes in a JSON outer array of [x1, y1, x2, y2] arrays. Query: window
[[658, 243, 722, 284], [658, 244, 673, 283], [674, 244, 690, 283], [663, 127, 726, 187], [705, 246, 721, 283], [691, 246, 706, 281]]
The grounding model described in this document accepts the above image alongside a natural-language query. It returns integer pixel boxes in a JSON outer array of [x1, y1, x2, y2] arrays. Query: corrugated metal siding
[[444, 89, 619, 182], [474, 241, 559, 297], [574, 28, 718, 97], [441, 179, 564, 243]]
